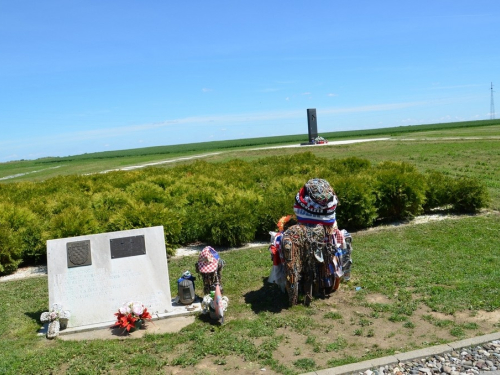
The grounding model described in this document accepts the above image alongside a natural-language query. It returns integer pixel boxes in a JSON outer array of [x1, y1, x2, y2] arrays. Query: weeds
[[403, 321, 416, 329], [324, 311, 343, 320], [293, 358, 316, 371]]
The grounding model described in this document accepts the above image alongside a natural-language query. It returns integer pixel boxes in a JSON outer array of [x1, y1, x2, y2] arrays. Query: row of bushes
[[0, 153, 489, 275]]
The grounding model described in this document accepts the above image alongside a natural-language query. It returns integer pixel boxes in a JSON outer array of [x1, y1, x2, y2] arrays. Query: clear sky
[[1, 1, 499, 162]]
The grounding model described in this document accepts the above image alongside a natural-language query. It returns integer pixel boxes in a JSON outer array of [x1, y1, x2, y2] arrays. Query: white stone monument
[[46, 226, 174, 333]]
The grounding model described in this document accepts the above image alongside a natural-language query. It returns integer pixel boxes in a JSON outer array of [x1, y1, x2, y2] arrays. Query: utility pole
[[491, 82, 496, 120]]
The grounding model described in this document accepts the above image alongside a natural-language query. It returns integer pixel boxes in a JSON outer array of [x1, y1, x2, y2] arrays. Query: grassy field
[[1, 119, 499, 183], [0, 120, 499, 374]]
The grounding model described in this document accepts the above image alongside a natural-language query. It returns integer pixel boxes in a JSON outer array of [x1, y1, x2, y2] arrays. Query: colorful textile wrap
[[198, 246, 219, 273], [268, 231, 286, 292], [294, 178, 338, 225], [293, 208, 337, 225]]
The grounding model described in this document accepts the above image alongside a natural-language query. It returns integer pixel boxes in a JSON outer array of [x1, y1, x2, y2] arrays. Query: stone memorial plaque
[[110, 235, 146, 259], [67, 240, 92, 268], [46, 226, 173, 332]]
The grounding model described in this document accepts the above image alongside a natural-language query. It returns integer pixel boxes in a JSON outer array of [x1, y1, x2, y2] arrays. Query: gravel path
[[0, 265, 47, 282], [358, 340, 500, 375]]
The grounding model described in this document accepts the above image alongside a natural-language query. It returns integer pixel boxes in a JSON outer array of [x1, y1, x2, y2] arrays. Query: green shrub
[[206, 189, 261, 247], [91, 190, 133, 228], [256, 192, 291, 239], [255, 176, 302, 238], [374, 162, 427, 220], [334, 175, 377, 229], [0, 152, 491, 274], [214, 159, 255, 186], [423, 171, 454, 211], [0, 203, 46, 272], [0, 204, 24, 274], [147, 174, 177, 190], [172, 176, 226, 244], [45, 192, 91, 216], [450, 177, 489, 213], [99, 170, 143, 190], [0, 224, 22, 275], [49, 207, 99, 239], [20, 224, 47, 264], [126, 180, 166, 204], [336, 156, 371, 173]]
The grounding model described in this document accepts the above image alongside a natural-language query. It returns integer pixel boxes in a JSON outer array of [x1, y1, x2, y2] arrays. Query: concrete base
[[58, 315, 197, 341], [38, 298, 202, 340]]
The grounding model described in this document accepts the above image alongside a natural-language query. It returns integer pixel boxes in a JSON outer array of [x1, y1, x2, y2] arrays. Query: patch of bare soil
[[228, 283, 498, 375], [172, 281, 499, 375], [270, 290, 498, 374], [194, 356, 276, 375]]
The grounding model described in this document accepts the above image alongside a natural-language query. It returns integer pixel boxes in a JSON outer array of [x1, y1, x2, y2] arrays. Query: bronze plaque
[[110, 235, 146, 259], [67, 240, 92, 268]]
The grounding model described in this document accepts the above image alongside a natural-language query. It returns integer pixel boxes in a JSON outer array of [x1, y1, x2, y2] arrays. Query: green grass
[[356, 214, 500, 314], [293, 357, 317, 371], [325, 336, 348, 352], [1, 213, 499, 374]]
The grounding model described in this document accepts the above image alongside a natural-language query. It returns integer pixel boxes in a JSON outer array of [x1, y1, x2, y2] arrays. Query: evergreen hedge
[[0, 153, 489, 275]]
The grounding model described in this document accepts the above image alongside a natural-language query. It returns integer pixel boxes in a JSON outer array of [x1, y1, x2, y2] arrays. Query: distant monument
[[307, 108, 318, 143]]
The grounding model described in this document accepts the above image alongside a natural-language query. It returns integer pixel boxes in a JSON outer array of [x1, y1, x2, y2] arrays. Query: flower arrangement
[[112, 301, 152, 332]]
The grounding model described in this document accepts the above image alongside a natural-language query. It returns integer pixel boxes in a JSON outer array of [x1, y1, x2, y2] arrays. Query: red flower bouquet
[[112, 301, 152, 332]]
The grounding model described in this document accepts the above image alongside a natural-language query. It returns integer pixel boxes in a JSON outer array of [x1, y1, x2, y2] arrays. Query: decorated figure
[[195, 246, 225, 295], [269, 178, 353, 306], [195, 246, 228, 322]]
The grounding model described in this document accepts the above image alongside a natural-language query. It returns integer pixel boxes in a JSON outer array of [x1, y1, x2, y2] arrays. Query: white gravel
[[0, 265, 47, 283]]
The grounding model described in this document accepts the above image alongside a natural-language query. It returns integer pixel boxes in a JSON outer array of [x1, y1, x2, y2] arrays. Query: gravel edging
[[301, 333, 500, 375], [0, 265, 47, 282]]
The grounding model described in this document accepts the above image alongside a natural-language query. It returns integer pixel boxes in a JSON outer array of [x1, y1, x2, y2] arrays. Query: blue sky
[[1, 1, 499, 162]]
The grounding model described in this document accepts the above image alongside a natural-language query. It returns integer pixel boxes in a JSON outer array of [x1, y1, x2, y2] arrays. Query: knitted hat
[[294, 178, 338, 225], [198, 247, 218, 273]]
